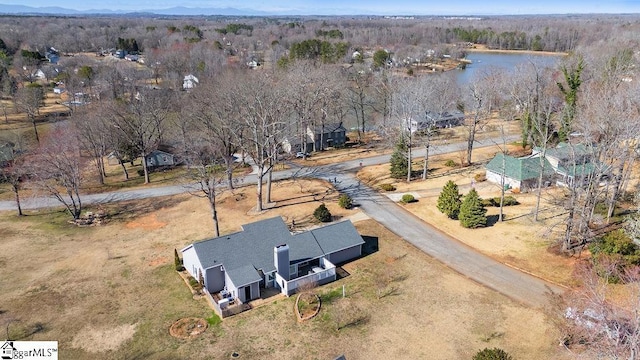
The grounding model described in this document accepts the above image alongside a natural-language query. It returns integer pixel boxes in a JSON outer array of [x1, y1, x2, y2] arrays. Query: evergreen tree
[[437, 180, 462, 219], [556, 57, 583, 141], [314, 203, 332, 222], [459, 189, 488, 228], [390, 137, 408, 179]]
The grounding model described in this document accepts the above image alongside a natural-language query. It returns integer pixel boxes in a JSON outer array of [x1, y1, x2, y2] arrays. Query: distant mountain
[[149, 6, 269, 16], [0, 4, 269, 16]]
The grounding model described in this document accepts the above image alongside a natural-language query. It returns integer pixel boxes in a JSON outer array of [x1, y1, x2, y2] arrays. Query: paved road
[[1, 135, 563, 306], [332, 173, 563, 308]]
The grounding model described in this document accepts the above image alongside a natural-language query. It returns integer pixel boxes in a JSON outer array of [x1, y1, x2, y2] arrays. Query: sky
[[3, 0, 640, 15]]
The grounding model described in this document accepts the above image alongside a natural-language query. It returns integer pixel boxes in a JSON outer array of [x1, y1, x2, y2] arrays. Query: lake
[[456, 51, 565, 85]]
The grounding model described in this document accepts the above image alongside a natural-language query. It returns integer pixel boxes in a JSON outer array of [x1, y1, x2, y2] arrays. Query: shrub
[[473, 348, 513, 360], [174, 248, 184, 271], [380, 183, 396, 191], [444, 159, 457, 167], [459, 189, 488, 228], [437, 180, 462, 219], [187, 275, 202, 291], [137, 169, 145, 177], [474, 172, 486, 182], [338, 194, 353, 209], [483, 196, 520, 207], [590, 229, 640, 282], [314, 203, 332, 222], [400, 194, 416, 203], [406, 68, 414, 76]]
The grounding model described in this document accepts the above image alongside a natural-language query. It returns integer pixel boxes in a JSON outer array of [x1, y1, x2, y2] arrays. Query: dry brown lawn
[[0, 177, 570, 359]]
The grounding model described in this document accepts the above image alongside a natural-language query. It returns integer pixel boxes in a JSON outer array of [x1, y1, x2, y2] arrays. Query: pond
[[456, 51, 565, 85]]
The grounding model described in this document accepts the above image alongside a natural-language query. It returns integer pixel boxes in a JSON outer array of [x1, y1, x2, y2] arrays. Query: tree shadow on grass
[[486, 214, 500, 227], [107, 196, 189, 222]]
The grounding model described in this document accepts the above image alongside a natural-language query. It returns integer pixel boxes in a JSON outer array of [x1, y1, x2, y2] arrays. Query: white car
[[296, 152, 310, 158]]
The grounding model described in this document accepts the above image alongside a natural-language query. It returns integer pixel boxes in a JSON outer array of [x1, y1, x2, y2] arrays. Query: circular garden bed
[[169, 318, 208, 339], [295, 292, 321, 321]]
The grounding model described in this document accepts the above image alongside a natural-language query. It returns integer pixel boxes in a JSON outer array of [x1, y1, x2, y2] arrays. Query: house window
[[162, 156, 167, 162]]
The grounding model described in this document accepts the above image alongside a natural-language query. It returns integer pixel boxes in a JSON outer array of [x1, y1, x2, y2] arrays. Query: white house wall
[[486, 170, 521, 190], [327, 245, 362, 265], [181, 245, 203, 280]]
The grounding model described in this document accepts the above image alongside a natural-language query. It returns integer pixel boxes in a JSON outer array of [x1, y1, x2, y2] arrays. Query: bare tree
[[28, 124, 84, 220], [73, 107, 110, 185], [108, 88, 171, 184], [14, 84, 44, 143], [235, 72, 291, 211], [461, 69, 500, 166], [0, 153, 26, 216], [561, 261, 640, 359]]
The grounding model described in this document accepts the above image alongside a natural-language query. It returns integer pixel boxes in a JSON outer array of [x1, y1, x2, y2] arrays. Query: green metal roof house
[[485, 153, 554, 191]]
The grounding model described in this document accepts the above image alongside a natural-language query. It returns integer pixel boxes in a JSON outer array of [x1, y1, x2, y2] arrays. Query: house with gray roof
[[485, 153, 554, 191], [307, 122, 347, 151], [181, 217, 364, 305]]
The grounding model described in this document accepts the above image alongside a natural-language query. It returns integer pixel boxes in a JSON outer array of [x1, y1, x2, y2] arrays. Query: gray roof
[[190, 217, 362, 287], [309, 221, 365, 254], [312, 122, 346, 134], [227, 264, 263, 288]]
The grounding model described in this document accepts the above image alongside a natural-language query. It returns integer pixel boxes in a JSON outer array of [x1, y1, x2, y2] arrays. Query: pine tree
[[314, 203, 332, 222], [459, 189, 488, 228], [390, 137, 408, 179], [437, 180, 462, 219]]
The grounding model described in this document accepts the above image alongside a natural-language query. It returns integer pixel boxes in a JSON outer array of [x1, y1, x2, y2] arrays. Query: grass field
[[0, 179, 569, 359]]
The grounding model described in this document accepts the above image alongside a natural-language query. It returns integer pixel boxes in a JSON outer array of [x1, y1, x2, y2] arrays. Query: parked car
[[296, 152, 310, 158]]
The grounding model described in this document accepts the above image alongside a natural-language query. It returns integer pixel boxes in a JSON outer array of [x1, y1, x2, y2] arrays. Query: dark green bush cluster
[[314, 203, 332, 222], [482, 196, 519, 207], [400, 194, 416, 204], [590, 229, 640, 283], [380, 183, 396, 191], [338, 194, 353, 209], [473, 348, 513, 360]]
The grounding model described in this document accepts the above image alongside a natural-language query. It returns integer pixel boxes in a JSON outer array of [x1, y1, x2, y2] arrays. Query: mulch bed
[[169, 318, 208, 339]]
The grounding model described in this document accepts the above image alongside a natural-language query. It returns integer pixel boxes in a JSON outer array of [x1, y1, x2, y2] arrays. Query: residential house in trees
[[181, 217, 364, 314], [280, 122, 347, 154], [485, 153, 554, 192], [145, 149, 175, 168], [532, 142, 599, 187], [409, 110, 465, 133], [183, 74, 199, 90], [0, 141, 15, 167], [486, 142, 600, 191], [307, 122, 347, 150]]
